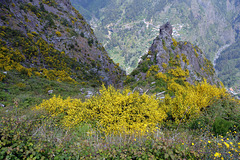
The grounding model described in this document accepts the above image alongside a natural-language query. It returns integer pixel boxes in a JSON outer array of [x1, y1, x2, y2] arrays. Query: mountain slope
[[215, 10, 240, 87], [71, 0, 239, 77], [125, 22, 219, 93], [0, 0, 125, 86]]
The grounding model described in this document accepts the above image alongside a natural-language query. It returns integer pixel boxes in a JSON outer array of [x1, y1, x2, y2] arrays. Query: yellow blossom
[[36, 85, 167, 135], [224, 142, 230, 148], [214, 152, 221, 158]]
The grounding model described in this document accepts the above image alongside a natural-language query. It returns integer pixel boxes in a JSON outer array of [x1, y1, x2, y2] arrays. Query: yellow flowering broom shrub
[[162, 79, 227, 122], [36, 85, 167, 135], [0, 73, 6, 81], [146, 65, 159, 78]]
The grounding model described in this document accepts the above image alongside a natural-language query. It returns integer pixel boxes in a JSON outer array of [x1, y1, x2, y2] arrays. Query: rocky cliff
[[128, 22, 218, 88], [0, 0, 125, 86]]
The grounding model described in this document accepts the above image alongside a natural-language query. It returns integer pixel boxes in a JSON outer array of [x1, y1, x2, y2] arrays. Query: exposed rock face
[[131, 23, 218, 85], [159, 22, 172, 37]]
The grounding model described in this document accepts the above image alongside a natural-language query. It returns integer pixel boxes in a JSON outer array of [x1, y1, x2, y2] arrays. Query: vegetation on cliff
[[0, 1, 240, 160], [0, 0, 125, 86], [71, 0, 240, 77]]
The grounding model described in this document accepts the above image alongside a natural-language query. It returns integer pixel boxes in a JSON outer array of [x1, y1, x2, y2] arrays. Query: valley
[[0, 0, 240, 159], [71, 0, 240, 87]]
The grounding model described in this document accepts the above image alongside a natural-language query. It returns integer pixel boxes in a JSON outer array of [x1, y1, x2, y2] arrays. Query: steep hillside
[[71, 0, 239, 76], [0, 0, 125, 86], [125, 23, 219, 93], [0, 3, 239, 159], [215, 10, 240, 87]]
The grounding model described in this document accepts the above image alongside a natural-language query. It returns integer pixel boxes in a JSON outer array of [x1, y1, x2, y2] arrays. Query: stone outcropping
[[159, 22, 172, 37], [132, 22, 219, 85]]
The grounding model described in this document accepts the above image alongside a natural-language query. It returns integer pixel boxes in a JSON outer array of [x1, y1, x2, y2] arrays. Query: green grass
[[0, 70, 98, 111], [1, 101, 239, 159], [0, 70, 240, 159]]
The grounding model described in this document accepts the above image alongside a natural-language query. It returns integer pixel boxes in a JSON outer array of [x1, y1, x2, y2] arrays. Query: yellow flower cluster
[[0, 45, 33, 77], [36, 85, 167, 135], [162, 79, 227, 122], [0, 73, 6, 82], [0, 26, 81, 83], [168, 67, 189, 79], [162, 63, 168, 69], [155, 72, 168, 81], [42, 0, 58, 6], [181, 53, 189, 65], [41, 68, 76, 83], [172, 38, 178, 47], [214, 152, 221, 158], [146, 65, 159, 78], [55, 31, 62, 37]]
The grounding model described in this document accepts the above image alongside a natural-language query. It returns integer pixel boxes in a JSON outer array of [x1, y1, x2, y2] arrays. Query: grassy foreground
[[0, 72, 240, 159]]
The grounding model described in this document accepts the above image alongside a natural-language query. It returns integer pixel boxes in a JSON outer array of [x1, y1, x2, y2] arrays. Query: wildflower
[[218, 143, 222, 148], [208, 141, 211, 144], [192, 143, 194, 146], [214, 152, 221, 158], [224, 142, 230, 148]]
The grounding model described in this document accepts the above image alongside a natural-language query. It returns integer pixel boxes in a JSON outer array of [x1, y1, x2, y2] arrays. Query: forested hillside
[[215, 13, 240, 87], [71, 0, 240, 88]]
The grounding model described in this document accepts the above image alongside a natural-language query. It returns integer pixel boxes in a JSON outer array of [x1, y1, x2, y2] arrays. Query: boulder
[[48, 90, 53, 94], [0, 103, 5, 107], [85, 91, 94, 99]]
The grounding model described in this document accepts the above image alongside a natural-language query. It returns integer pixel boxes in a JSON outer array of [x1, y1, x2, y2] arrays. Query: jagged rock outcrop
[[72, 0, 238, 75], [0, 0, 125, 86], [159, 22, 172, 37], [131, 22, 218, 85]]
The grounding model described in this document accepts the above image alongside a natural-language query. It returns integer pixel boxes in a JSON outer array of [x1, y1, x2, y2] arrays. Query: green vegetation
[[215, 39, 240, 87], [0, 26, 103, 84], [1, 71, 240, 159], [1, 0, 240, 159], [71, 0, 239, 83]]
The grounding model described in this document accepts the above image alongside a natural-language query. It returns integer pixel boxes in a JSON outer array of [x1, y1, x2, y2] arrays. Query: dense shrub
[[36, 85, 167, 135], [213, 117, 233, 136], [162, 79, 227, 123]]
